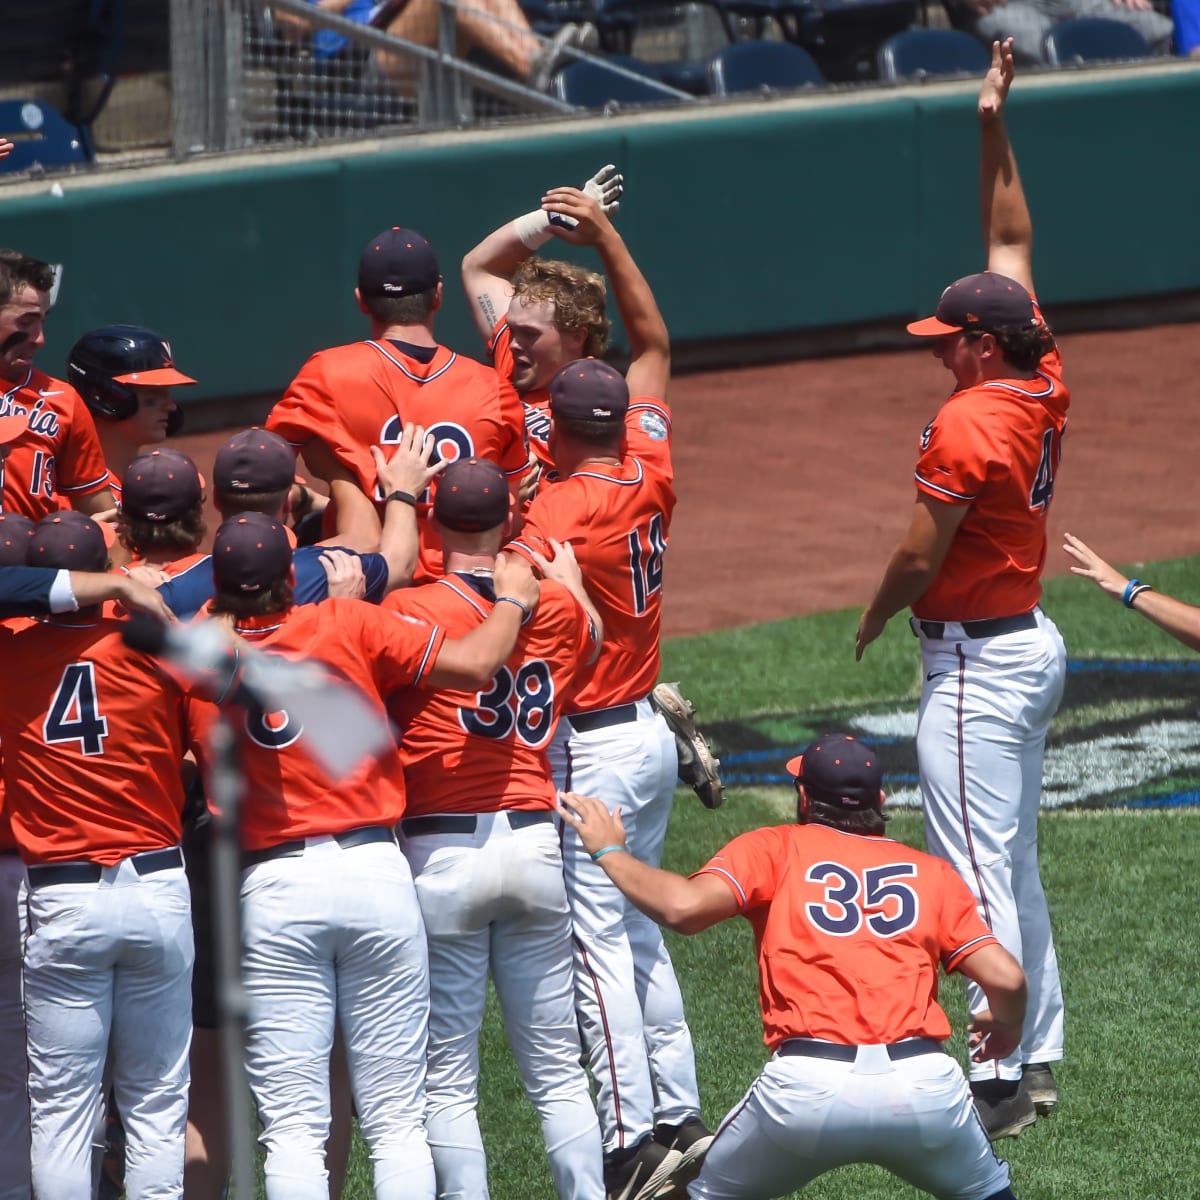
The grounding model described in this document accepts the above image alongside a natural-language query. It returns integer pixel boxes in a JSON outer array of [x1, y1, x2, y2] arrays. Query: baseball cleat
[[651, 682, 725, 809], [1021, 1062, 1058, 1116], [604, 1135, 684, 1200], [654, 1116, 714, 1191], [971, 1081, 1037, 1141]]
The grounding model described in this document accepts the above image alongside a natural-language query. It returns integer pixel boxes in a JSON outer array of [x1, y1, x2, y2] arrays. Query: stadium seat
[[0, 99, 89, 174], [550, 54, 686, 107], [1043, 17, 1154, 65], [876, 27, 991, 81], [707, 39, 825, 94]]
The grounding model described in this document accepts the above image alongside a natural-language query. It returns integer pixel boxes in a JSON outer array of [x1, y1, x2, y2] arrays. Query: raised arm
[[541, 187, 669, 402], [461, 165, 624, 344], [979, 38, 1034, 294]]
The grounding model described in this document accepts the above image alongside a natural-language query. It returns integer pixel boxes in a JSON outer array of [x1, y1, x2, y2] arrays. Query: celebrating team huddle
[[2, 41, 1064, 1200]]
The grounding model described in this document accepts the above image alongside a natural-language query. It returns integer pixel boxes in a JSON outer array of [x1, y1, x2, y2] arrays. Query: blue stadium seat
[[0, 100, 88, 174], [876, 27, 991, 82], [788, 0, 918, 81], [707, 39, 825, 95], [550, 55, 687, 107], [1043, 17, 1154, 65]]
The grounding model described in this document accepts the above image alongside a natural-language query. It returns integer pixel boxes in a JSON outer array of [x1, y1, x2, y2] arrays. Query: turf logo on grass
[[707, 660, 1200, 811]]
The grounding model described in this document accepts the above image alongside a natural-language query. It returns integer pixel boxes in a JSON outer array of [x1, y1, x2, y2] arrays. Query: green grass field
[[333, 555, 1200, 1198]]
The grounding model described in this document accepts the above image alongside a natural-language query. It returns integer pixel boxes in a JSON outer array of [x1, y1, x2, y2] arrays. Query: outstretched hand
[[1062, 532, 1129, 602], [558, 791, 626, 857], [371, 423, 445, 501], [582, 163, 623, 217], [543, 186, 611, 246], [978, 38, 1015, 119], [493, 551, 539, 612]]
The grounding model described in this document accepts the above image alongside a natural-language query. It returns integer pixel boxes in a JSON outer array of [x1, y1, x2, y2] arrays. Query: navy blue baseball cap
[[434, 457, 510, 532], [212, 513, 292, 593], [214, 428, 296, 494], [358, 227, 441, 297], [28, 511, 109, 572], [0, 512, 35, 565], [786, 734, 882, 810], [549, 358, 629, 423], [908, 272, 1037, 337], [123, 448, 204, 522]]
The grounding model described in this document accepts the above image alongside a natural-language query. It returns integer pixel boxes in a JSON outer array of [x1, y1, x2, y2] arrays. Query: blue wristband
[[495, 596, 531, 620], [590, 844, 625, 862], [1123, 579, 1152, 608]]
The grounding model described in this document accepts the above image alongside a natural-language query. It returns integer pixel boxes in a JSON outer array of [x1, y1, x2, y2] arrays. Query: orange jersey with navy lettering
[[188, 600, 445, 850], [696, 822, 999, 1049], [488, 318, 552, 469], [913, 313, 1068, 621], [0, 615, 192, 865], [385, 575, 597, 815], [0, 368, 111, 519], [267, 339, 529, 575], [511, 398, 674, 712]]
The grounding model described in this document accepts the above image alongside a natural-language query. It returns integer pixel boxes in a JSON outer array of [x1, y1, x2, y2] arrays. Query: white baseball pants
[[21, 854, 194, 1200], [915, 608, 1067, 1083], [401, 809, 605, 1200], [689, 1044, 1011, 1199], [240, 835, 434, 1200], [553, 699, 702, 1152], [0, 853, 31, 1200]]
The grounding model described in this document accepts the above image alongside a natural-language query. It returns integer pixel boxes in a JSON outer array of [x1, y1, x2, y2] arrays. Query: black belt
[[0, 848, 19, 857], [917, 611, 1037, 640], [26, 846, 184, 889], [242, 825, 396, 869], [778, 1037, 945, 1062], [568, 703, 637, 733], [401, 810, 552, 837]]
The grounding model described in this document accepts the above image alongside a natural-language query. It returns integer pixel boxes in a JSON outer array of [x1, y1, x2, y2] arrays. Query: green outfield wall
[[4, 63, 1199, 404]]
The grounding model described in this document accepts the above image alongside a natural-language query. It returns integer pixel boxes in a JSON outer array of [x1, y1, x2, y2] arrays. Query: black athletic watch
[[385, 490, 417, 507]]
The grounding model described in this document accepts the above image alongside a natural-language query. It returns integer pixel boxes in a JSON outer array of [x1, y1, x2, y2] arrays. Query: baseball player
[[464, 181, 725, 806], [0, 250, 116, 520], [67, 324, 197, 503], [386, 457, 605, 1199], [266, 227, 529, 574], [0, 510, 197, 1199], [511, 351, 711, 1199], [856, 41, 1067, 1139], [186, 512, 538, 1200], [558, 733, 1029, 1200]]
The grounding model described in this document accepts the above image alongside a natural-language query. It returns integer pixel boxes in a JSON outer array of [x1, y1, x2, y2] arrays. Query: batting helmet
[[67, 325, 196, 435]]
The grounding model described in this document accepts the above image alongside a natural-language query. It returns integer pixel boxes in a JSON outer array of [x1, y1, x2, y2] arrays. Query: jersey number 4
[[805, 862, 919, 938], [1029, 425, 1065, 512], [43, 662, 110, 756], [460, 660, 555, 748]]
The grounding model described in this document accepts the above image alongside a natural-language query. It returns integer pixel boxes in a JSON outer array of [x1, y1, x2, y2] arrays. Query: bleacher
[[0, 0, 1182, 177]]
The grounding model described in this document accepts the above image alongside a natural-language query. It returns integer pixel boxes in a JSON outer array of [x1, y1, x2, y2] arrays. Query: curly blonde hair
[[511, 258, 610, 357]]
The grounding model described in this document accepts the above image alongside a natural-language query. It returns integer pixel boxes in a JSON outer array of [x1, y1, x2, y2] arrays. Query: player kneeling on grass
[[559, 734, 1028, 1200], [187, 512, 538, 1200]]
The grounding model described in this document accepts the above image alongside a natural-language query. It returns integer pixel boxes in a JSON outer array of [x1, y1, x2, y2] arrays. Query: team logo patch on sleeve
[[639, 412, 668, 441], [920, 420, 934, 451]]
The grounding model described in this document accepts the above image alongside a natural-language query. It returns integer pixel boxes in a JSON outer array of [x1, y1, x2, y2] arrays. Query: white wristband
[[512, 210, 554, 250], [49, 568, 79, 613]]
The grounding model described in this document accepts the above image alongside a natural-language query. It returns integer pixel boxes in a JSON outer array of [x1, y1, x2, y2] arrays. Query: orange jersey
[[913, 320, 1068, 621], [512, 399, 674, 712], [385, 575, 597, 815], [188, 600, 445, 850], [0, 615, 192, 865], [267, 339, 529, 576], [0, 368, 111, 519], [696, 823, 999, 1049], [488, 318, 552, 469]]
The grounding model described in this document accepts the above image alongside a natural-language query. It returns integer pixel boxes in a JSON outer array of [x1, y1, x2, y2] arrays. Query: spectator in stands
[[946, 0, 1173, 63], [274, 0, 594, 91], [1173, 0, 1200, 52]]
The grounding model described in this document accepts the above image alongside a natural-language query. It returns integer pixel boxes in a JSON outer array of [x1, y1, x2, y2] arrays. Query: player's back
[[702, 822, 997, 1048], [269, 340, 528, 500], [516, 399, 675, 711], [188, 600, 444, 849], [0, 616, 189, 864], [387, 575, 595, 814]]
